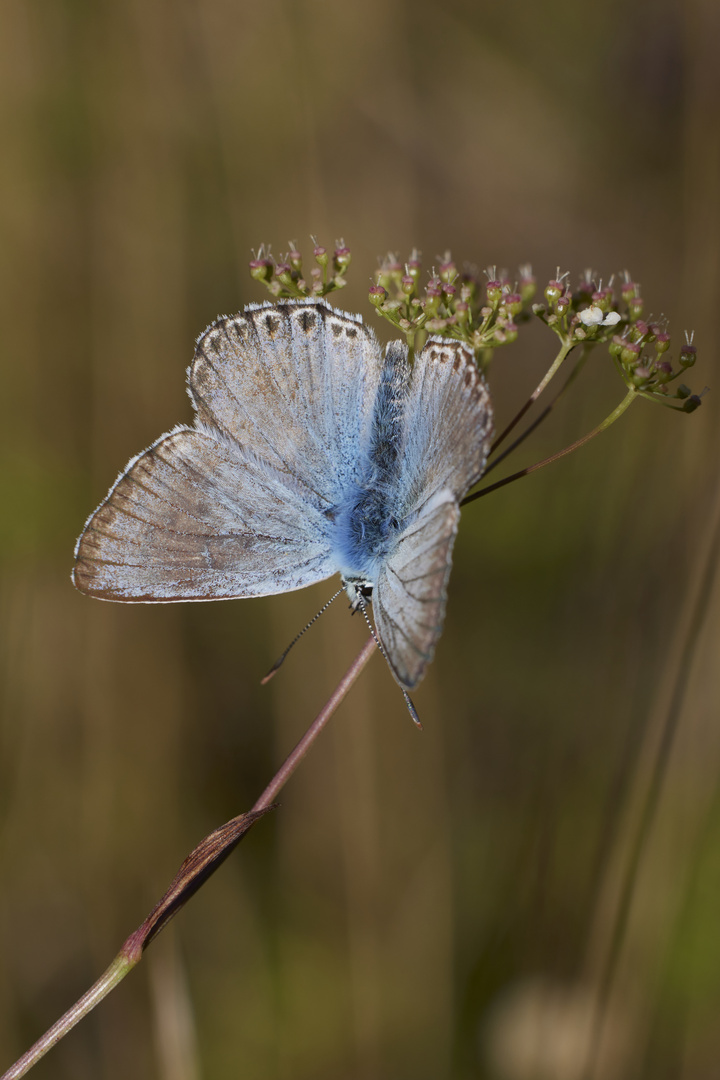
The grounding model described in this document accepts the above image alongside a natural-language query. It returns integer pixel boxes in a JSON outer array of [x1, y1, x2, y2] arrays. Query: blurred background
[[1, 1, 720, 1077]]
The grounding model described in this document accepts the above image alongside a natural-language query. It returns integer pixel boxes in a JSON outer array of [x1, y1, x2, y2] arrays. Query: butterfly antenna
[[261, 588, 344, 684], [355, 595, 423, 730]]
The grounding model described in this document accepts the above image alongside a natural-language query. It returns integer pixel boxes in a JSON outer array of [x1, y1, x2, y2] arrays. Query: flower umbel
[[250, 245, 704, 416], [249, 239, 351, 299]]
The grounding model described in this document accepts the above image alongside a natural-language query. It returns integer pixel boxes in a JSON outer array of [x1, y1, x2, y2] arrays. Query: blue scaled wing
[[189, 300, 383, 509], [73, 301, 384, 602], [373, 339, 494, 688]]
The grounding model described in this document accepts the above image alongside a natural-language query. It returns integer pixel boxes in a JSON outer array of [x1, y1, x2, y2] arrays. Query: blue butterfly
[[73, 300, 493, 690]]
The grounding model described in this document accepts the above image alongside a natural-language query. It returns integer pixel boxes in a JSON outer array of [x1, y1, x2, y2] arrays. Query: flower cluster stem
[[463, 388, 637, 506], [490, 340, 575, 454]]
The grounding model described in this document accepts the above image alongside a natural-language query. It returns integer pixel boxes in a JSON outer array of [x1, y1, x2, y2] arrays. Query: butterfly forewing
[[397, 337, 493, 518], [190, 301, 383, 507]]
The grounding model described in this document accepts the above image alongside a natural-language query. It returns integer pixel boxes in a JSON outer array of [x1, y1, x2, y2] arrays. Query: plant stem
[[489, 339, 575, 455], [0, 958, 133, 1080], [462, 388, 637, 506], [483, 345, 590, 478], [1, 638, 378, 1080], [253, 637, 377, 811]]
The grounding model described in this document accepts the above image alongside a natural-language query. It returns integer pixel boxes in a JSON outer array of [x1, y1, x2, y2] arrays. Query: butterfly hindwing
[[374, 491, 460, 690], [73, 426, 336, 601]]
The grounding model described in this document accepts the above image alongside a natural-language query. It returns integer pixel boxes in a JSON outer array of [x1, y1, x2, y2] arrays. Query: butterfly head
[[342, 577, 374, 611]]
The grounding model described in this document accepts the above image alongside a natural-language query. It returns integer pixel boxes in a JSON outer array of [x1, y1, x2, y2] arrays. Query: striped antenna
[[261, 587, 344, 684]]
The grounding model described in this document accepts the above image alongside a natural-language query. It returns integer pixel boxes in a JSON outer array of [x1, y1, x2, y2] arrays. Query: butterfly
[[73, 299, 493, 692]]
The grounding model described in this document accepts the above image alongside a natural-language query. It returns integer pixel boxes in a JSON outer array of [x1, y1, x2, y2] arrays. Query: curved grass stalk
[[0, 640, 377, 1080]]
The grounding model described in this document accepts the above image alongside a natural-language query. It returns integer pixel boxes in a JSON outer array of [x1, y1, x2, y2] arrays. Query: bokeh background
[[2, 1, 720, 1078]]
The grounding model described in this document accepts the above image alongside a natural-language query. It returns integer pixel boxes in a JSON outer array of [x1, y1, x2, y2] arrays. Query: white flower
[[578, 305, 621, 327]]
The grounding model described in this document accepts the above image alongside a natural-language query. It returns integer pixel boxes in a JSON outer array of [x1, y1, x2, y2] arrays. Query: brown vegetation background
[[2, 1, 720, 1078]]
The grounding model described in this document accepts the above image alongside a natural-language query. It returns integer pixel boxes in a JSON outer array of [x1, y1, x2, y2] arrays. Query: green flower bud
[[275, 262, 295, 287], [501, 292, 523, 317], [680, 342, 697, 367], [439, 252, 456, 283], [333, 244, 351, 274], [627, 296, 644, 320], [486, 279, 503, 306], [632, 365, 652, 387], [592, 288, 612, 312], [519, 264, 536, 303], [249, 257, 274, 283], [620, 341, 642, 366], [407, 249, 422, 275], [544, 279, 564, 306], [313, 245, 328, 269]]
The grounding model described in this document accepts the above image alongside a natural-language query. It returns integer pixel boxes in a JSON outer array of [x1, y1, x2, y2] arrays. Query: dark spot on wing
[[264, 313, 280, 336], [203, 328, 224, 356], [346, 327, 357, 338], [230, 317, 250, 343], [331, 322, 343, 338], [299, 310, 316, 333]]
